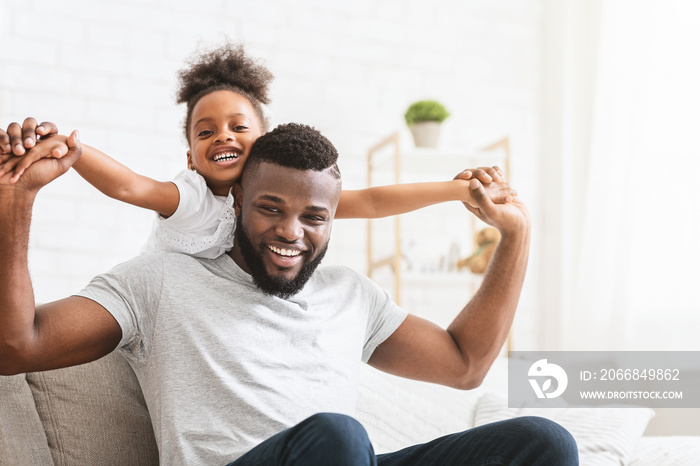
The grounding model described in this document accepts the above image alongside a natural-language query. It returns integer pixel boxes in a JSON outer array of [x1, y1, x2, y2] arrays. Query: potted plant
[[404, 99, 450, 148]]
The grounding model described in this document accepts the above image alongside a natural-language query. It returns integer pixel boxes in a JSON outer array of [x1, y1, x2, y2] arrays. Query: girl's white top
[[140, 170, 236, 259]]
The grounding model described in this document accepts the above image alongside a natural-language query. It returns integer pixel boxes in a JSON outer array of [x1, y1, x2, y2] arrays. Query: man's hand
[[464, 178, 530, 236], [0, 118, 59, 156], [0, 130, 81, 192], [0, 118, 65, 183]]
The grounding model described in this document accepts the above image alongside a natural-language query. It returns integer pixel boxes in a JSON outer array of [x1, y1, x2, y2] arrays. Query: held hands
[[0, 119, 68, 184], [454, 166, 516, 207], [0, 119, 80, 191], [0, 118, 58, 156], [455, 166, 530, 236]]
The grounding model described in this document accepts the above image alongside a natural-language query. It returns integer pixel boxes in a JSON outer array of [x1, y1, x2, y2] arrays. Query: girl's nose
[[215, 130, 236, 143]]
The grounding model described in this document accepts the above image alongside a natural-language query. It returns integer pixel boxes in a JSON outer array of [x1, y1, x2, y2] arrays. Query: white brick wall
[[0, 0, 543, 348]]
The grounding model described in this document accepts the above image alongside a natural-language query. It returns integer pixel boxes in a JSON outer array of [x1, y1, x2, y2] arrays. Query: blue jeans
[[226, 412, 579, 465]]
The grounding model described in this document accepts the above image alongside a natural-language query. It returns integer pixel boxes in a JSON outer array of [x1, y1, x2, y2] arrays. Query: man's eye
[[306, 216, 326, 223]]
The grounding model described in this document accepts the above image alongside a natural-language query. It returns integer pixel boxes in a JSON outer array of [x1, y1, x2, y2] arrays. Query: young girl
[[0, 43, 513, 259]]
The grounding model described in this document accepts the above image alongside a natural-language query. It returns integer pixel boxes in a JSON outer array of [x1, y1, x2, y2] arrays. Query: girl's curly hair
[[176, 42, 274, 142]]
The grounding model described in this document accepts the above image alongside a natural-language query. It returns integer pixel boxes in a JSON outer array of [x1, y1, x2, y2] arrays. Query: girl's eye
[[197, 130, 213, 137], [234, 125, 248, 131]]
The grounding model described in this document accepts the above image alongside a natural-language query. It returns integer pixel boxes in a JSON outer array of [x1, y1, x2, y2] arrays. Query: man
[[0, 123, 578, 465]]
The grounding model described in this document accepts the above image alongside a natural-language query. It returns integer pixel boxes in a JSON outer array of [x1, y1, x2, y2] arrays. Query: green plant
[[404, 100, 450, 125]]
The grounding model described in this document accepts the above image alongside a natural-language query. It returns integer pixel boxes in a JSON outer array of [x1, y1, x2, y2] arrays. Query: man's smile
[[267, 245, 302, 257], [265, 244, 305, 269]]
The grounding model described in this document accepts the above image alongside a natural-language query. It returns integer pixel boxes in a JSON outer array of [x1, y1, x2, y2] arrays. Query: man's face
[[230, 162, 341, 298]]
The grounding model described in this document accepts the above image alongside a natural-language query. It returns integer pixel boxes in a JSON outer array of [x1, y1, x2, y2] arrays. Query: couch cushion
[[356, 356, 511, 454], [26, 351, 159, 466], [356, 365, 483, 453], [0, 373, 54, 465]]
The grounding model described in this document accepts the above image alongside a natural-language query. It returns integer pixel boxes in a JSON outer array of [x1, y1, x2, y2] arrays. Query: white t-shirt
[[78, 252, 407, 465], [140, 170, 235, 259]]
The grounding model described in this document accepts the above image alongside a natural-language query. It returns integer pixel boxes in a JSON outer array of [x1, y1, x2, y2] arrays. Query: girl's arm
[[73, 143, 180, 218], [336, 168, 516, 219], [1, 119, 180, 218], [336, 180, 473, 219]]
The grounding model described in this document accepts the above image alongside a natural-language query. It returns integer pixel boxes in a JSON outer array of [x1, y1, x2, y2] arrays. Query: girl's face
[[187, 90, 263, 196]]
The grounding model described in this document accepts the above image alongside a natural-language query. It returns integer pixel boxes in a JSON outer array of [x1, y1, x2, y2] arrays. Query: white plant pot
[[409, 121, 442, 148]]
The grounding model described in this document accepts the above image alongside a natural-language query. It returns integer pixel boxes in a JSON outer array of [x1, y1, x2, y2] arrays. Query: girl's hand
[[454, 166, 517, 205], [454, 166, 504, 184]]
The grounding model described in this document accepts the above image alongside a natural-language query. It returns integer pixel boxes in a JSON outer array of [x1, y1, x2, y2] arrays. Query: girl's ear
[[186, 150, 194, 171]]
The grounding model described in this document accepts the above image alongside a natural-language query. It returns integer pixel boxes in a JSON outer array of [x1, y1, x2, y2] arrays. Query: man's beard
[[235, 215, 329, 299]]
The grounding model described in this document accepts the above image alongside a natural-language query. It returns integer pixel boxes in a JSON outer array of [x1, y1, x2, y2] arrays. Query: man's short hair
[[243, 123, 341, 181]]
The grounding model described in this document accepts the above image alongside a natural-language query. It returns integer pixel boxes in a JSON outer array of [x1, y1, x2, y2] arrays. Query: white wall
[[0, 0, 544, 348]]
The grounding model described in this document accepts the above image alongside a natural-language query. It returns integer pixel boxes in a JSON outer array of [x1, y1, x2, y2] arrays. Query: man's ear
[[186, 150, 194, 171], [233, 183, 243, 216]]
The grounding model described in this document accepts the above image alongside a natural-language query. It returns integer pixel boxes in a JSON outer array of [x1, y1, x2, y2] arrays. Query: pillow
[[474, 393, 655, 466], [630, 436, 700, 466], [0, 373, 53, 465], [26, 351, 159, 466]]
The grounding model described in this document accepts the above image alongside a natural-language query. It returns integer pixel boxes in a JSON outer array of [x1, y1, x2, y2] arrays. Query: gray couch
[[3, 351, 700, 465]]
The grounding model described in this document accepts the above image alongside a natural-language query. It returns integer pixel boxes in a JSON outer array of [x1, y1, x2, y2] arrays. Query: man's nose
[[275, 217, 304, 241]]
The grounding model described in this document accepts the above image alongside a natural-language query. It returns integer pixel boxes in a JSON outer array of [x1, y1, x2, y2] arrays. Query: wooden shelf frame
[[366, 132, 512, 310], [366, 132, 403, 304]]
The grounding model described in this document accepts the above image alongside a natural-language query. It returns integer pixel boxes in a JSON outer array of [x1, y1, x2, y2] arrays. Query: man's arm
[[367, 178, 530, 389], [0, 132, 122, 375]]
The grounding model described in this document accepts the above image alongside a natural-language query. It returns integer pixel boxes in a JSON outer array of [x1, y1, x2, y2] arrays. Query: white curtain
[[538, 0, 700, 350]]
